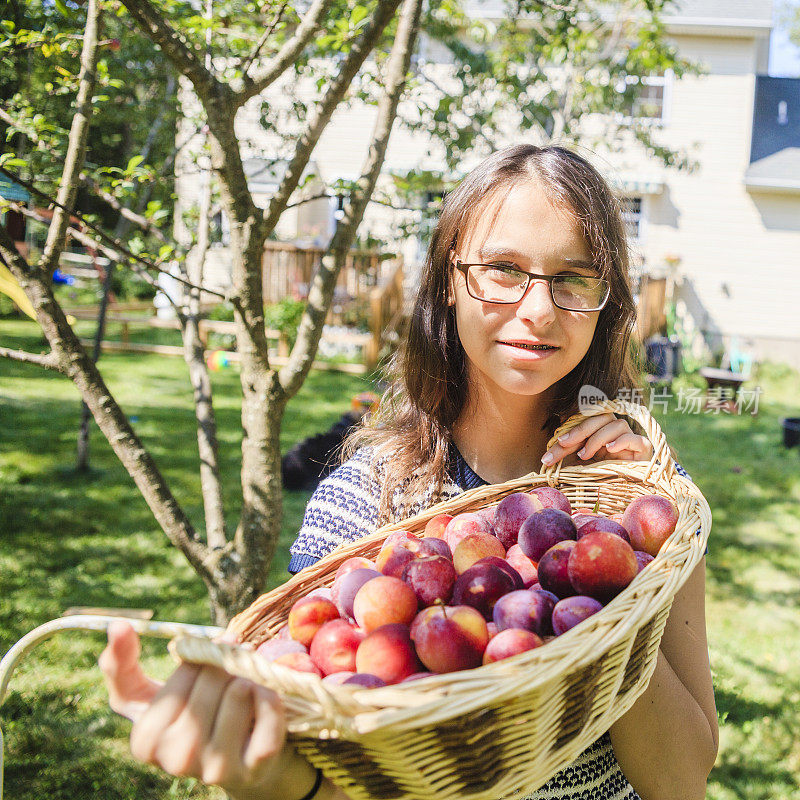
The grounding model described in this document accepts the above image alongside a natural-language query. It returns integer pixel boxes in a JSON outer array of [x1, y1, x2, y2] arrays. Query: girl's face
[[450, 179, 600, 408]]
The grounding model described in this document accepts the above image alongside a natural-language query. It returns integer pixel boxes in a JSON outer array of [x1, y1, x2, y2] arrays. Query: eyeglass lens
[[466, 265, 609, 310]]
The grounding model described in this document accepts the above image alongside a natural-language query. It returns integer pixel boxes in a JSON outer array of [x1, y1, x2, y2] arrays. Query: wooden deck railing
[[62, 245, 408, 372], [262, 241, 398, 307]]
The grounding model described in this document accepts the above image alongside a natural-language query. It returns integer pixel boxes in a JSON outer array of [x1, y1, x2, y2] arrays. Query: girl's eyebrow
[[477, 245, 527, 260], [563, 258, 598, 272], [477, 246, 596, 271]]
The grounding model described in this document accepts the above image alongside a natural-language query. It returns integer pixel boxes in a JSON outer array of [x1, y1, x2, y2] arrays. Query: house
[[176, 0, 800, 367], [596, 0, 800, 370]]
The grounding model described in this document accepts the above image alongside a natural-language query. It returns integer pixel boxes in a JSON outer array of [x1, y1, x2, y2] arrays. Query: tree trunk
[[182, 169, 227, 552], [75, 258, 115, 471]]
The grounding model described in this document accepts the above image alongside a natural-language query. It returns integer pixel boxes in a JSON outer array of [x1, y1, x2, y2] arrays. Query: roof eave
[[665, 19, 772, 38], [744, 178, 800, 195]]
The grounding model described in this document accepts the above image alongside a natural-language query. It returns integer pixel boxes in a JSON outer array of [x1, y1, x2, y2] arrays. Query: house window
[[619, 70, 672, 123], [619, 196, 643, 242], [211, 209, 229, 246]]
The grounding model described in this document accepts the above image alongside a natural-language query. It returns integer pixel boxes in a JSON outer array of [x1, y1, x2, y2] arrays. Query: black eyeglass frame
[[452, 257, 611, 312]]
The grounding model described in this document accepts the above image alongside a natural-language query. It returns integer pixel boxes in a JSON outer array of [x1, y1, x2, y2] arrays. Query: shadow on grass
[[2, 689, 219, 800], [1, 366, 366, 643], [711, 684, 800, 799]]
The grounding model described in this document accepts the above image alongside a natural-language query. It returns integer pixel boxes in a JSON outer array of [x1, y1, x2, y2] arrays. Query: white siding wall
[[611, 34, 800, 366]]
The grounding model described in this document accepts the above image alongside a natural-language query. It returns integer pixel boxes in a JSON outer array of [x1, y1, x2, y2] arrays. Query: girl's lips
[[497, 341, 560, 359]]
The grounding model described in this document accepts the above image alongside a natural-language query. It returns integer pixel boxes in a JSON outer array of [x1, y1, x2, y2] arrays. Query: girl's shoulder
[[288, 446, 462, 574], [287, 447, 383, 573]]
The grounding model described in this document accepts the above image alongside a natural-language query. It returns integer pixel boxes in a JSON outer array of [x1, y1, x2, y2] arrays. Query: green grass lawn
[[2, 318, 800, 799]]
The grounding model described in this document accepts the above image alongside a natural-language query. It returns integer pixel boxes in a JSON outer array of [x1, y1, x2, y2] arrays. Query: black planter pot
[[782, 418, 800, 449]]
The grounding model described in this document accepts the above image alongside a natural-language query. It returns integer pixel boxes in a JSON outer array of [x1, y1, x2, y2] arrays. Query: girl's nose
[[516, 278, 556, 327]]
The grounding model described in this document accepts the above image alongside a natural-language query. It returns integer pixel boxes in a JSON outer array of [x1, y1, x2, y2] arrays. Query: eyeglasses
[[452, 258, 611, 312]]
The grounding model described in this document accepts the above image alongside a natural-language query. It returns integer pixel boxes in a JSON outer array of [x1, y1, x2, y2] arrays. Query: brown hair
[[344, 144, 640, 520]]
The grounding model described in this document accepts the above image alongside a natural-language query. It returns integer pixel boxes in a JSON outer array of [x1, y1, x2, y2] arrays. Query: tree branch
[[262, 0, 403, 236], [240, 1, 288, 79], [0, 108, 52, 154], [40, 0, 101, 276], [120, 0, 221, 106], [279, 0, 423, 398], [0, 224, 214, 585], [237, 0, 336, 106], [0, 346, 61, 371], [1, 171, 231, 302], [182, 169, 227, 549], [83, 175, 169, 242]]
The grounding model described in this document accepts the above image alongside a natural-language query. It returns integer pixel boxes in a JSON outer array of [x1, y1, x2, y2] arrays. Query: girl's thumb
[[99, 619, 163, 721]]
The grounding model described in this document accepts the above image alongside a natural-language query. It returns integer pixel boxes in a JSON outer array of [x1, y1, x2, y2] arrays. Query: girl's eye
[[488, 263, 518, 273], [560, 271, 599, 281]]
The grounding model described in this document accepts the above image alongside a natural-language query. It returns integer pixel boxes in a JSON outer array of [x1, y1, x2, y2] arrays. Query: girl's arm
[[609, 560, 719, 800]]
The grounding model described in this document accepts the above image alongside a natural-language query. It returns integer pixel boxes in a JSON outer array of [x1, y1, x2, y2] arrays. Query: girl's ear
[[447, 275, 456, 307], [446, 249, 457, 306]]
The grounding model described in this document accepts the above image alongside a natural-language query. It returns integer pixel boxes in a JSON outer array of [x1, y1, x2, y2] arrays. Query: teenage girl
[[101, 144, 718, 800]]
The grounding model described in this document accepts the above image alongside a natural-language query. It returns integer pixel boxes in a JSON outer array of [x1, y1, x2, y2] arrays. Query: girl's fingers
[[201, 681, 286, 788], [129, 663, 202, 764], [603, 432, 653, 461], [576, 419, 633, 460], [99, 620, 164, 722], [559, 413, 616, 446], [243, 685, 287, 773], [152, 666, 232, 777], [200, 678, 257, 786], [542, 413, 615, 465]]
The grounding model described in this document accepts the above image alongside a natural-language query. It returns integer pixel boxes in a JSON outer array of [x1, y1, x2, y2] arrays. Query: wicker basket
[[166, 399, 711, 800]]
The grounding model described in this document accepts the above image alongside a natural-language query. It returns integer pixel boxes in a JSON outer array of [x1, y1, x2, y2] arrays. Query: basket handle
[[542, 398, 675, 486], [0, 614, 224, 708]]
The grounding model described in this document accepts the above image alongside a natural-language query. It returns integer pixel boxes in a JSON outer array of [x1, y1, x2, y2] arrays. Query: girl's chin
[[465, 355, 576, 402], [483, 371, 564, 400]]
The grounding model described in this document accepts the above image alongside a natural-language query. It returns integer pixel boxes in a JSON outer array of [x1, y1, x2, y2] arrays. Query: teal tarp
[[0, 178, 30, 202]]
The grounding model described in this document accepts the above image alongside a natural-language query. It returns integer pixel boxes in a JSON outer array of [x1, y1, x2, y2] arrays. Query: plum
[[552, 595, 604, 635], [623, 494, 679, 556], [452, 562, 515, 619], [567, 531, 638, 603], [482, 628, 543, 664], [402, 554, 456, 606], [518, 509, 577, 562], [492, 589, 556, 637], [492, 492, 543, 549], [537, 540, 578, 599]]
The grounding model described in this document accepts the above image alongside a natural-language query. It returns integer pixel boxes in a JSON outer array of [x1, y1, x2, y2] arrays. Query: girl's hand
[[541, 413, 653, 467], [99, 621, 319, 800]]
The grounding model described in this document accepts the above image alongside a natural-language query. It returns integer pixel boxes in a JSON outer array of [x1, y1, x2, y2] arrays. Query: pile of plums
[[256, 489, 679, 687]]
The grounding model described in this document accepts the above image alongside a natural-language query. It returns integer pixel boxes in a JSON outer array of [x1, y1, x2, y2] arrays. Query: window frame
[[617, 68, 674, 126]]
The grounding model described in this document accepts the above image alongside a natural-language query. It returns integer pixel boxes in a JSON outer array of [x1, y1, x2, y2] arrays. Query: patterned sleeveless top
[[288, 446, 689, 799]]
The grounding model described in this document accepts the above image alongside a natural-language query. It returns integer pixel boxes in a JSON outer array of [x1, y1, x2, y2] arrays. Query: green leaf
[[53, 0, 75, 20], [125, 155, 144, 175], [351, 5, 369, 27], [0, 154, 28, 169]]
